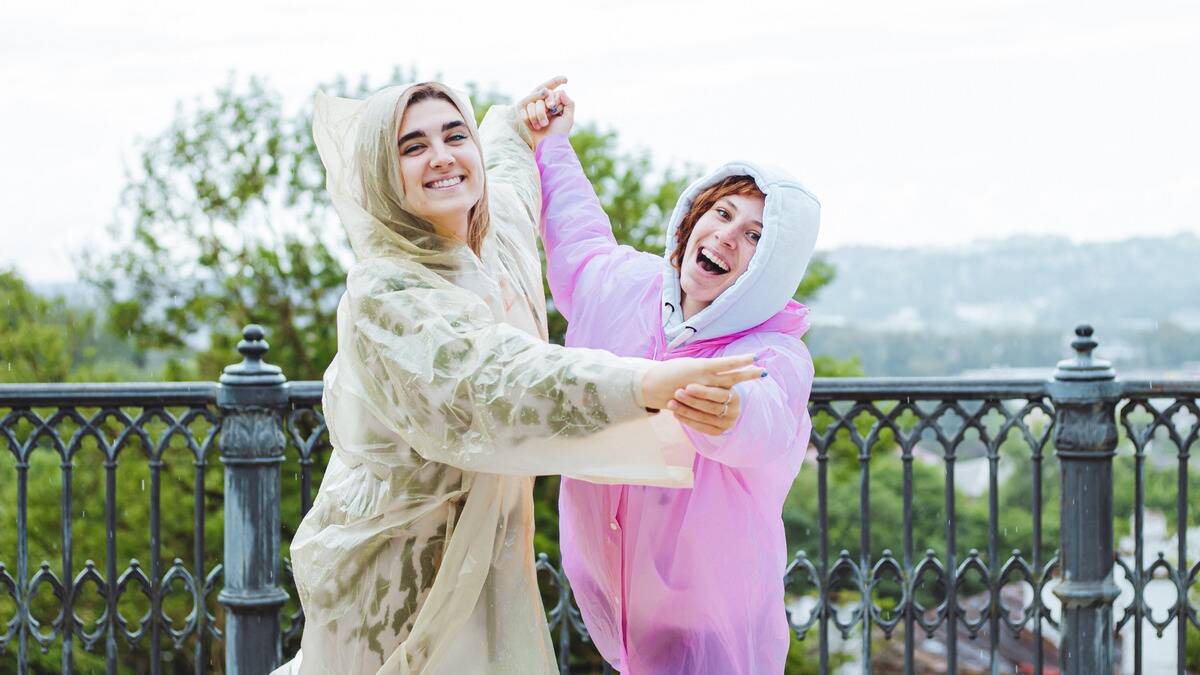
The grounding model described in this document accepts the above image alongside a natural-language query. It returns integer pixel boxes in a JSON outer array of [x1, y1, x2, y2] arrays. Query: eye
[[747, 230, 761, 243], [716, 208, 731, 220], [446, 132, 469, 143], [400, 142, 425, 156]]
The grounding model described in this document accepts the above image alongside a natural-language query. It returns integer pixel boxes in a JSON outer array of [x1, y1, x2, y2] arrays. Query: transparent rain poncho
[[276, 84, 692, 675]]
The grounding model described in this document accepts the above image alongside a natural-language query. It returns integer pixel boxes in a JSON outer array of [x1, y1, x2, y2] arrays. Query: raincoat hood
[[314, 83, 486, 266], [661, 161, 820, 348]]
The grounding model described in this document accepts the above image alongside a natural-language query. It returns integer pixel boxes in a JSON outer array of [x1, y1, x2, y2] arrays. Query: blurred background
[[2, 1, 1199, 673], [3, 0, 1198, 384]]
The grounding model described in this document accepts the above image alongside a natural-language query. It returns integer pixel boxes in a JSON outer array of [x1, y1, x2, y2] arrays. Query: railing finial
[[221, 324, 285, 386], [1054, 322, 1115, 382]]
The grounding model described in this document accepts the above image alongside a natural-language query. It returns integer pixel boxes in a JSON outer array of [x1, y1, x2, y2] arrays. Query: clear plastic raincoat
[[275, 85, 692, 675], [538, 135, 820, 674]]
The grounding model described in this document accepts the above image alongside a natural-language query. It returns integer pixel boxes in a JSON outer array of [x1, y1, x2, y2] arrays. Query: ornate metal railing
[[1, 324, 1197, 674]]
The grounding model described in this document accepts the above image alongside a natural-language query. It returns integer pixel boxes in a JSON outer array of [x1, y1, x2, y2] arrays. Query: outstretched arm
[[671, 334, 814, 467], [330, 259, 763, 479]]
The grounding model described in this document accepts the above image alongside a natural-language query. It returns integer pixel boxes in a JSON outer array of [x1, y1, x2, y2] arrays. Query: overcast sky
[[3, 0, 1198, 282]]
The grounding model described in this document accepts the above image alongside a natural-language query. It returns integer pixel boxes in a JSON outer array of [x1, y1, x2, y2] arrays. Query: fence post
[[218, 325, 289, 674], [1049, 324, 1122, 675]]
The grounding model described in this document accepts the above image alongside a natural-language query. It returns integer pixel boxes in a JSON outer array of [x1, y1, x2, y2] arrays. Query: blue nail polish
[[761, 370, 770, 378]]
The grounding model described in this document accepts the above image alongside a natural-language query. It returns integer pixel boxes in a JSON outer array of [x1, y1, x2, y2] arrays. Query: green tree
[[0, 269, 148, 384], [1, 269, 90, 383]]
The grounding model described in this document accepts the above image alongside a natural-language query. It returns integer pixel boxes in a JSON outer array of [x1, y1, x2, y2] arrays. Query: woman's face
[[679, 193, 765, 311], [396, 97, 484, 242]]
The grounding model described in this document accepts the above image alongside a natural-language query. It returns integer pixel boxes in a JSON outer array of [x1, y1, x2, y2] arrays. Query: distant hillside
[[808, 233, 1200, 334], [32, 233, 1200, 377], [804, 233, 1200, 376]]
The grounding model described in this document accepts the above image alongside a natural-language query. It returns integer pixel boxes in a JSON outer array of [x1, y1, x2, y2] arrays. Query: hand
[[641, 355, 765, 411], [668, 384, 741, 436], [518, 76, 574, 148]]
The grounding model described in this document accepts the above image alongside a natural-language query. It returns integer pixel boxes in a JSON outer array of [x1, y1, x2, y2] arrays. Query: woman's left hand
[[517, 76, 574, 148], [667, 384, 742, 436]]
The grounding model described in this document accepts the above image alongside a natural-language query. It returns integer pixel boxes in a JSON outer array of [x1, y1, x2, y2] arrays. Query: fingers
[[667, 400, 728, 436], [682, 383, 735, 404], [519, 76, 568, 106], [705, 364, 767, 388], [524, 101, 545, 130], [524, 100, 550, 129], [672, 387, 729, 416], [536, 75, 568, 94], [706, 354, 755, 373]]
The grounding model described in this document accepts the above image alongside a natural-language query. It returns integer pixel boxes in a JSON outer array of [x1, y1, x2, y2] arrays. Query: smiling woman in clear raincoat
[[273, 79, 765, 675]]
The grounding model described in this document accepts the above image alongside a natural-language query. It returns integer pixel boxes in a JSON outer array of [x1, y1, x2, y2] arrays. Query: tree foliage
[[85, 69, 844, 377]]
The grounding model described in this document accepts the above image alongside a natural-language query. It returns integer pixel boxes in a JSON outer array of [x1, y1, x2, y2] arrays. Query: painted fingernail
[[761, 370, 770, 378]]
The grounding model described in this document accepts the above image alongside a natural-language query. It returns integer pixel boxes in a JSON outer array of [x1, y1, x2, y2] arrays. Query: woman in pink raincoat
[[522, 88, 820, 673]]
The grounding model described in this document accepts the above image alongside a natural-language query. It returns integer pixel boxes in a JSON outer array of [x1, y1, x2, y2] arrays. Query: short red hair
[[669, 176, 764, 269]]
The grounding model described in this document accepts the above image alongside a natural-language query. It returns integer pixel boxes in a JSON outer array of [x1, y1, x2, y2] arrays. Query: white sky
[[2, 0, 1199, 282]]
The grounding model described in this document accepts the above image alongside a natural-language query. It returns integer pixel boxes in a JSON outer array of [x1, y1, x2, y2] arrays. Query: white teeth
[[700, 247, 729, 272], [429, 174, 460, 187]]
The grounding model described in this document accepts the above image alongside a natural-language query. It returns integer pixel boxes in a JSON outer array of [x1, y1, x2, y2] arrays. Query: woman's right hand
[[640, 355, 765, 411]]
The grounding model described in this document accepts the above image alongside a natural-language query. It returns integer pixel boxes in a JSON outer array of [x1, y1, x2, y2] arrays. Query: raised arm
[[474, 77, 576, 256], [477, 103, 541, 257], [533, 134, 627, 322]]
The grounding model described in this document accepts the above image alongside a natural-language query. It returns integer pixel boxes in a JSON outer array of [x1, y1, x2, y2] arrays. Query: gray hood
[[662, 161, 820, 348]]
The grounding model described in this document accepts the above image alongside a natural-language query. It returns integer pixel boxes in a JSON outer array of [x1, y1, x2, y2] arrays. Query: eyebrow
[[717, 198, 763, 228], [398, 120, 467, 146]]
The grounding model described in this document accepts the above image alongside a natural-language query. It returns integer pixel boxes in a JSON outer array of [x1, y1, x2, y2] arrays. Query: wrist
[[534, 131, 570, 151]]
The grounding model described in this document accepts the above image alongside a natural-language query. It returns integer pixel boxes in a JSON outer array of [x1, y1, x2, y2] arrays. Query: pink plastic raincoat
[[538, 134, 821, 674]]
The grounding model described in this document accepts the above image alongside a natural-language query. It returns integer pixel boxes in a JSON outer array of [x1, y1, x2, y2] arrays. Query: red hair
[[669, 176, 764, 269]]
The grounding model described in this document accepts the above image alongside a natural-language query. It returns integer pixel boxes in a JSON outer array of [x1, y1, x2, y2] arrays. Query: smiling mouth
[[425, 175, 464, 190], [696, 246, 730, 275]]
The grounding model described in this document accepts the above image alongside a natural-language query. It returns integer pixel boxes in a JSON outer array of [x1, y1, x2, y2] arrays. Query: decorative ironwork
[[2, 324, 1198, 673]]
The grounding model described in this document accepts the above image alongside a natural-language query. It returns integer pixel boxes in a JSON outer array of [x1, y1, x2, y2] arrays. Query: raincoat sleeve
[[682, 333, 815, 467], [329, 257, 693, 484], [478, 104, 541, 256], [534, 133, 624, 322]]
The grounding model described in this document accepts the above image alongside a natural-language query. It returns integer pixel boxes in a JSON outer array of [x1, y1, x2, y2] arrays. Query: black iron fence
[[1, 324, 1197, 674]]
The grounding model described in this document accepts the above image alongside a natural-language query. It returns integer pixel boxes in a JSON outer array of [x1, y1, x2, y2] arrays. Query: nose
[[429, 142, 455, 170], [713, 224, 737, 249]]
